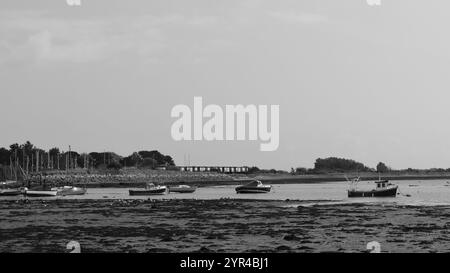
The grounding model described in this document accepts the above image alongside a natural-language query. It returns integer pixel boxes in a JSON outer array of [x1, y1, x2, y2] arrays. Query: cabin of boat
[[235, 180, 272, 194], [348, 179, 398, 198]]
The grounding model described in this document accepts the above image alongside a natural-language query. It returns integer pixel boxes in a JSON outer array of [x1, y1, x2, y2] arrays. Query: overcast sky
[[1, 0, 450, 170]]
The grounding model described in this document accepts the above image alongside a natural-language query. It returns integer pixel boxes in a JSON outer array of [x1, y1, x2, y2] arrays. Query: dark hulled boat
[[0, 188, 23, 196], [129, 183, 168, 196], [235, 180, 272, 194], [348, 179, 398, 198]]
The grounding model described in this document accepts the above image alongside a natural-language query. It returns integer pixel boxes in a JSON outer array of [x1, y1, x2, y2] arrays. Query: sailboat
[[0, 163, 23, 196]]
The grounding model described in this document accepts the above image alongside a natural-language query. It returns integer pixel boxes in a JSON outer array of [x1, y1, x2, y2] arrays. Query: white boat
[[169, 185, 197, 193], [51, 186, 87, 196], [25, 189, 58, 197]]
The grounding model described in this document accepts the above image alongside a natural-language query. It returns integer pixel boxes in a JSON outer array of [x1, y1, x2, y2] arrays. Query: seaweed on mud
[[2, 199, 450, 253]]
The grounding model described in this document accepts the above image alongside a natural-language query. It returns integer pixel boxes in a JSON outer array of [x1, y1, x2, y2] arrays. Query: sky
[[1, 0, 450, 170]]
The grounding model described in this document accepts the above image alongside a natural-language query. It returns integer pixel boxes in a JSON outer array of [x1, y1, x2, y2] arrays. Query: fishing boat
[[0, 188, 23, 196], [168, 185, 197, 193], [347, 177, 398, 198], [129, 183, 168, 196], [51, 186, 87, 196], [235, 180, 272, 194]]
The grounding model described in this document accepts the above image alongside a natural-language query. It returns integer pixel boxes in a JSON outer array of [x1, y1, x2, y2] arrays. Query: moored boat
[[25, 189, 58, 197], [0, 188, 23, 196], [168, 185, 197, 193], [235, 180, 272, 194], [51, 186, 87, 196], [347, 178, 398, 198], [129, 183, 168, 196]]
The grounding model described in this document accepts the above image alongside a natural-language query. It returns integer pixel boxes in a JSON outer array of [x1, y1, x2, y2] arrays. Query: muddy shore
[[0, 199, 449, 253]]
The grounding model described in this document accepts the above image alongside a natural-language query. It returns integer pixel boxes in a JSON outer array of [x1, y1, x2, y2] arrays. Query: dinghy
[[51, 186, 87, 196], [25, 189, 58, 197], [168, 185, 197, 193]]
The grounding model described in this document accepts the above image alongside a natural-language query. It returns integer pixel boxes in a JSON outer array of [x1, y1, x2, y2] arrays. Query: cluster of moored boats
[[0, 177, 399, 198], [128, 180, 273, 196], [0, 186, 87, 197], [129, 184, 197, 196]]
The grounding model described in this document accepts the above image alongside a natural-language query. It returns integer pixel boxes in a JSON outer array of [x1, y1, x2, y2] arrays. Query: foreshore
[[4, 169, 450, 188], [1, 198, 448, 253]]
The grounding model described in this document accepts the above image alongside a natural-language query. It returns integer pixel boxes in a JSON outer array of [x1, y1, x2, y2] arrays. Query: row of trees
[[0, 141, 175, 173], [291, 157, 391, 174], [291, 157, 450, 175]]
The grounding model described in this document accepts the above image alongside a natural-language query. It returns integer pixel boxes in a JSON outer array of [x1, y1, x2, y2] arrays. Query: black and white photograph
[[1, 0, 449, 268]]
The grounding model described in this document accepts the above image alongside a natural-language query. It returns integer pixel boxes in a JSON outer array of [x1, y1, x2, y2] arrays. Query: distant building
[[179, 166, 249, 174]]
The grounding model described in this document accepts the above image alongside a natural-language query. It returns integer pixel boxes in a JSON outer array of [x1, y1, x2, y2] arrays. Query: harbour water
[[3, 179, 450, 206]]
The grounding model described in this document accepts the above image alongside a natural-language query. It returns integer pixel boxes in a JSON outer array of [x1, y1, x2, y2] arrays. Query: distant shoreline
[[3, 171, 450, 189], [68, 173, 450, 188]]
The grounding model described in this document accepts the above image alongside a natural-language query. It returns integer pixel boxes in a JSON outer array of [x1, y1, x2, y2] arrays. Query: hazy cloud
[[0, 11, 222, 65], [268, 11, 328, 24]]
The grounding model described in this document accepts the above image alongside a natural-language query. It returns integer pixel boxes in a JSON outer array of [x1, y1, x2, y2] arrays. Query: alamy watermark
[[366, 0, 381, 6], [66, 0, 82, 6], [171, 97, 279, 152]]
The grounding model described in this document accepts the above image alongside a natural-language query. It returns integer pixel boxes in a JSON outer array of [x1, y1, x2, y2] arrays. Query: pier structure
[[179, 166, 249, 174]]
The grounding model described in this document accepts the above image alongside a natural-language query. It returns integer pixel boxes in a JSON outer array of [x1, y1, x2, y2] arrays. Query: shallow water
[[3, 179, 450, 206]]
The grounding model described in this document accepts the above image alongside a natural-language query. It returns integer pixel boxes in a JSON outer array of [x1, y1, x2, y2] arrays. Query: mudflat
[[0, 199, 449, 253]]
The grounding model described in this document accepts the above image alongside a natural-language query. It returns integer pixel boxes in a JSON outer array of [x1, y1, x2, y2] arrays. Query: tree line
[[291, 157, 450, 175], [0, 141, 175, 173]]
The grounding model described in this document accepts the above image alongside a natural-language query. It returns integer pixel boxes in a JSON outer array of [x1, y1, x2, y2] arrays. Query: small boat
[[51, 186, 87, 196], [129, 183, 168, 196], [0, 188, 23, 196], [169, 185, 197, 193], [25, 189, 58, 197], [235, 180, 272, 194], [347, 178, 398, 198]]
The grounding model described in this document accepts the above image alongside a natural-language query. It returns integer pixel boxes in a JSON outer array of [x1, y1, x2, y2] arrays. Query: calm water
[[3, 179, 450, 206]]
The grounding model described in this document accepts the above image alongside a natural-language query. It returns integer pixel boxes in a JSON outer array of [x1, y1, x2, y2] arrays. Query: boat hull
[[53, 187, 87, 196], [25, 190, 58, 197], [235, 186, 272, 194], [348, 186, 398, 198], [129, 188, 167, 196], [0, 189, 22, 196]]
